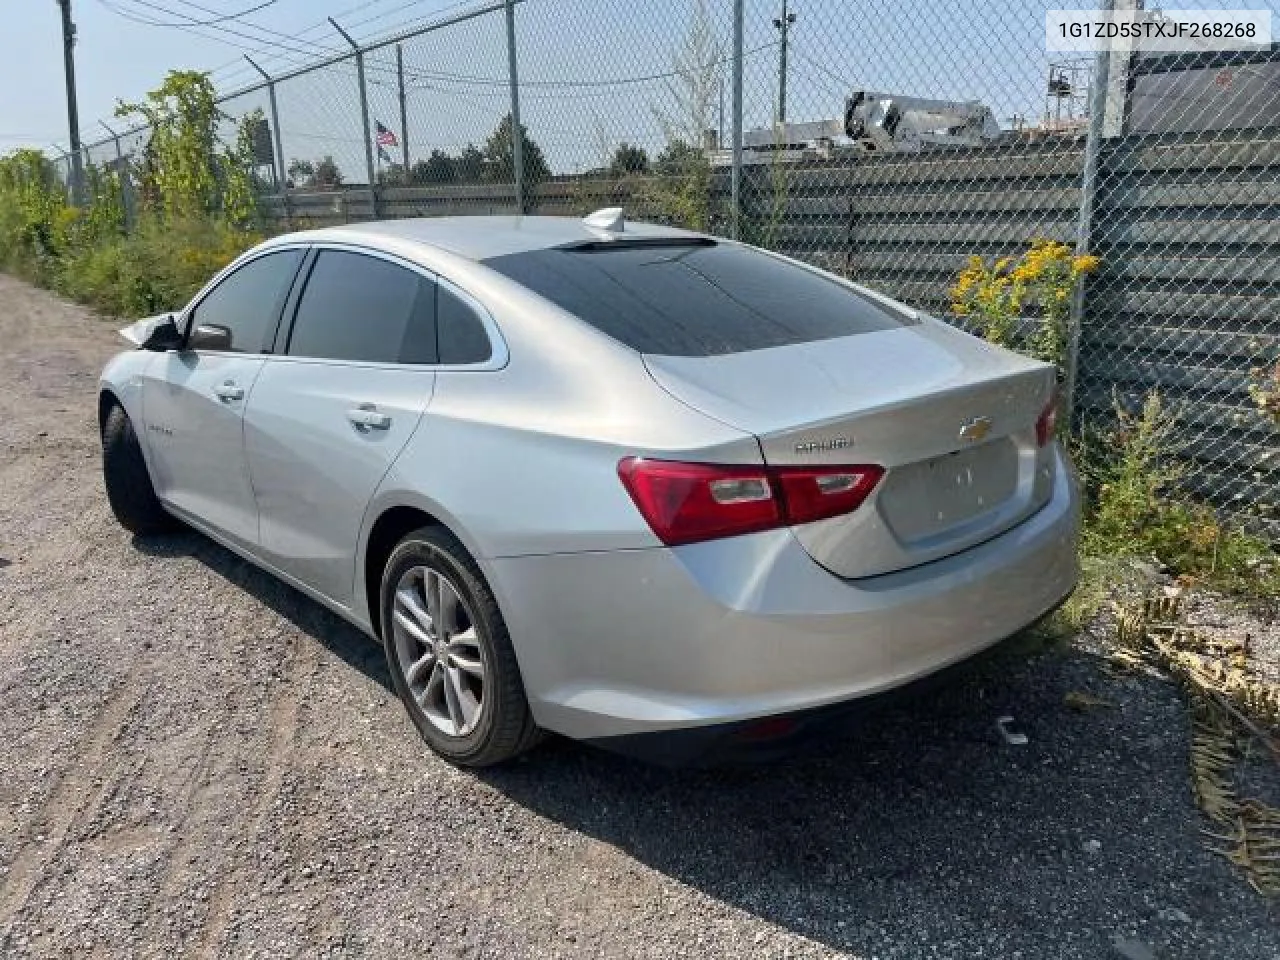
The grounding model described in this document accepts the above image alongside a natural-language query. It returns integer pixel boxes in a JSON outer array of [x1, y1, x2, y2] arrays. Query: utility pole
[[773, 0, 796, 125], [55, 0, 84, 204]]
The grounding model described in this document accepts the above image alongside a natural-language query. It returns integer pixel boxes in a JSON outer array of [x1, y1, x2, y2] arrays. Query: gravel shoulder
[[0, 272, 1277, 959]]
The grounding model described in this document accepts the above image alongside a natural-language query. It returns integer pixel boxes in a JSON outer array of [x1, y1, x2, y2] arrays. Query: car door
[[242, 247, 443, 606], [142, 247, 306, 550]]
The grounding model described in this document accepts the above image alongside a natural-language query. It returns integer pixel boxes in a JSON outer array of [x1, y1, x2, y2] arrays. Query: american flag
[[375, 121, 399, 147]]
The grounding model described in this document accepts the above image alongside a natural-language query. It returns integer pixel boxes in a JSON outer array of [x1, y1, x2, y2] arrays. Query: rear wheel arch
[[364, 505, 444, 641], [363, 500, 500, 641]]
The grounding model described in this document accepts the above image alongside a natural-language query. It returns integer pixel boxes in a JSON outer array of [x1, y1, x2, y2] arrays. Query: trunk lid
[[643, 320, 1058, 578]]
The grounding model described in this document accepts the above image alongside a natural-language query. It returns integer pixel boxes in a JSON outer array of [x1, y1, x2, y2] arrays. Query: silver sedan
[[98, 212, 1079, 766]]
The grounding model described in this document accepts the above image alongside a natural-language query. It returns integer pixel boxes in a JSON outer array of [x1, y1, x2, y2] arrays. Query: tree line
[[286, 113, 551, 189], [285, 117, 709, 190]]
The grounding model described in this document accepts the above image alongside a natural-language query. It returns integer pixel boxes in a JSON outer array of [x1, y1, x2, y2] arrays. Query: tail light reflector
[[1035, 394, 1059, 447], [775, 466, 884, 525], [618, 457, 883, 546], [616, 459, 780, 545]]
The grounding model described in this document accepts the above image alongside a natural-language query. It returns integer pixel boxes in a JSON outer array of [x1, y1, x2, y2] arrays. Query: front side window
[[188, 248, 304, 353], [288, 250, 436, 364]]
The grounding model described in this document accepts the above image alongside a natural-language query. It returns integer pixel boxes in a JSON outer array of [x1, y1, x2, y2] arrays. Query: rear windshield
[[481, 242, 910, 356]]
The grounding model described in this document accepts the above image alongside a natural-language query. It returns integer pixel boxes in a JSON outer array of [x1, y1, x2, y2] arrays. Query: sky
[[4, 0, 1279, 178], [0, 0, 468, 152]]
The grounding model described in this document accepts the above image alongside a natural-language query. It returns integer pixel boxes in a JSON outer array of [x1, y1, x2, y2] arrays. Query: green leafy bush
[[1081, 391, 1278, 603], [56, 216, 258, 316], [1, 71, 263, 317]]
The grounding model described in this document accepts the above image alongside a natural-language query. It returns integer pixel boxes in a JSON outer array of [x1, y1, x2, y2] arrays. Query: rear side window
[[288, 250, 437, 364], [189, 249, 304, 354], [437, 283, 492, 365], [481, 242, 909, 356]]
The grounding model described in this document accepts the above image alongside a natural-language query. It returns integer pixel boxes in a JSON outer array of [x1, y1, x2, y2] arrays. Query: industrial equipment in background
[[709, 90, 1003, 165]]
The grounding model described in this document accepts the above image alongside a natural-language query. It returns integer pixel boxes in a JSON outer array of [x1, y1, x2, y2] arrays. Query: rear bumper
[[489, 449, 1079, 743]]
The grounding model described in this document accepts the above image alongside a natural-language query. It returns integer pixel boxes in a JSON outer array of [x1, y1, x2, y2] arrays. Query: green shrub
[[56, 215, 258, 316], [1, 71, 265, 317], [1081, 391, 1278, 603]]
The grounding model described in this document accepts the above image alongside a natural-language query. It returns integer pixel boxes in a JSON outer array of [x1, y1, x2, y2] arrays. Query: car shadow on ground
[[135, 529, 1277, 957], [132, 529, 393, 691]]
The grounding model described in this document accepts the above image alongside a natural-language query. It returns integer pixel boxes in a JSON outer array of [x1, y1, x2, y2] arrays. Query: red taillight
[[1035, 394, 1059, 447], [616, 459, 781, 546], [775, 465, 884, 525], [618, 457, 883, 546]]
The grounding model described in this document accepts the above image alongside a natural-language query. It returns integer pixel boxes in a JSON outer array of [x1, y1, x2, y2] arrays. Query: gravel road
[[0, 272, 1277, 959]]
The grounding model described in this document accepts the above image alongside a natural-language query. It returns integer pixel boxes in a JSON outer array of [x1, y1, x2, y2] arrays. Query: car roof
[[269, 215, 708, 261]]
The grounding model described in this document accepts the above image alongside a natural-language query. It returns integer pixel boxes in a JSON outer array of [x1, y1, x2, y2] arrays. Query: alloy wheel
[[390, 565, 487, 738]]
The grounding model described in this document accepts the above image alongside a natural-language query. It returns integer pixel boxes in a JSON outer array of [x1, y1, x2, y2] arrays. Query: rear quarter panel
[[379, 351, 761, 560], [362, 271, 764, 559]]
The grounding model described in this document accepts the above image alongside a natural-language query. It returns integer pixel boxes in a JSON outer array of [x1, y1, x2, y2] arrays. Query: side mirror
[[140, 315, 183, 352], [187, 323, 233, 352]]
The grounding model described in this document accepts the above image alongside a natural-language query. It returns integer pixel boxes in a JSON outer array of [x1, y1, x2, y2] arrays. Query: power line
[[789, 42, 854, 93], [205, 0, 516, 88], [102, 0, 279, 28], [96, 0, 332, 64], [79, 3, 779, 153], [197, 0, 481, 88], [210, 0, 482, 80], [401, 39, 780, 91], [291, 0, 419, 42]]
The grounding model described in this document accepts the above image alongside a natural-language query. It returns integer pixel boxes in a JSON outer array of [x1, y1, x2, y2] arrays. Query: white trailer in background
[[711, 90, 1003, 165]]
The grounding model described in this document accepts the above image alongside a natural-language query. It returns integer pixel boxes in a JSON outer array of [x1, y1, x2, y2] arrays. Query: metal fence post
[[397, 44, 410, 179], [730, 0, 744, 240], [503, 0, 525, 213], [100, 120, 132, 230], [1102, 0, 1141, 138], [244, 57, 287, 194], [49, 145, 72, 202], [331, 18, 378, 219], [1062, 6, 1115, 433]]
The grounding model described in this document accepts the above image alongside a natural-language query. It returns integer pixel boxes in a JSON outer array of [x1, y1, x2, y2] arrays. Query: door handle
[[214, 381, 244, 402], [346, 406, 391, 430]]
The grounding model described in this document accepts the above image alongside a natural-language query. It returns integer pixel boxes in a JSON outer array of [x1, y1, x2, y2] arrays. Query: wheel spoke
[[416, 662, 444, 711], [395, 585, 433, 635], [437, 580, 461, 639], [448, 665, 481, 733], [448, 627, 484, 678], [442, 665, 466, 733], [425, 570, 445, 635], [404, 648, 435, 686], [392, 607, 432, 648]]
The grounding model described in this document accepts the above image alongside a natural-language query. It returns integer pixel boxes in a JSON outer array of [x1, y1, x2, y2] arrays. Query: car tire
[[380, 525, 540, 767], [101, 403, 177, 536]]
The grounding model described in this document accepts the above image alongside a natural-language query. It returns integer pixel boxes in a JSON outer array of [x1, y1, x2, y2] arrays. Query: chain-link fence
[[52, 0, 1280, 534]]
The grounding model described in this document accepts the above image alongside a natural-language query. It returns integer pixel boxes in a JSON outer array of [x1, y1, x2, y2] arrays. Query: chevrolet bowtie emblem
[[958, 416, 993, 443]]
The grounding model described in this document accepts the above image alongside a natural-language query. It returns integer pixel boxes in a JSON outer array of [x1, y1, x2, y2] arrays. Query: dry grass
[[1114, 591, 1280, 896]]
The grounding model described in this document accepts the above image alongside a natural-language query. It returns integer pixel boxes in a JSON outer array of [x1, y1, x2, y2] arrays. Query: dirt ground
[[0, 272, 1277, 959]]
